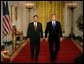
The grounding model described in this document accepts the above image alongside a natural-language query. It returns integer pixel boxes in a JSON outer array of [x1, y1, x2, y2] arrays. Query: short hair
[[33, 15, 38, 18], [51, 14, 56, 17]]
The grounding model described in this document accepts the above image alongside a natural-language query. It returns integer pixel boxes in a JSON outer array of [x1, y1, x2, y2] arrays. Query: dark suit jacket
[[27, 22, 43, 43], [45, 21, 62, 40]]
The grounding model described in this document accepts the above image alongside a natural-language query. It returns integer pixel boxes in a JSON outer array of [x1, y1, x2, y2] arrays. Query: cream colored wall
[[64, 1, 83, 37], [73, 1, 83, 37], [9, 1, 36, 37], [1, 1, 3, 45], [64, 1, 72, 37]]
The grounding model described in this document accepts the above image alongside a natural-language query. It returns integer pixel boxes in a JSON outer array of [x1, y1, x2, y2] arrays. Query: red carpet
[[12, 39, 81, 63]]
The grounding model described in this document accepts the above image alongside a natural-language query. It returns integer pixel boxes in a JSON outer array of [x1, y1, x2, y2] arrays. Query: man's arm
[[27, 23, 31, 38], [59, 22, 62, 37], [45, 23, 49, 38], [40, 23, 43, 38], [59, 22, 63, 42]]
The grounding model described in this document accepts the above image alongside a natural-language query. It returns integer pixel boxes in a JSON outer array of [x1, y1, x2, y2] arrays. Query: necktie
[[52, 21, 55, 29], [34, 22, 37, 30]]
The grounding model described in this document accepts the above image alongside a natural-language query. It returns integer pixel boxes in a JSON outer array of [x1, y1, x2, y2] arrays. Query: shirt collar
[[34, 22, 37, 25], [52, 21, 56, 24]]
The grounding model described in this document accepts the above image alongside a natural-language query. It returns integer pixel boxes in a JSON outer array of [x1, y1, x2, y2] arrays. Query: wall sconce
[[24, 1, 35, 22]]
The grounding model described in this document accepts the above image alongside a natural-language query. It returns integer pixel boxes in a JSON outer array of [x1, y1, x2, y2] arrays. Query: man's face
[[34, 17, 38, 22], [51, 15, 56, 21]]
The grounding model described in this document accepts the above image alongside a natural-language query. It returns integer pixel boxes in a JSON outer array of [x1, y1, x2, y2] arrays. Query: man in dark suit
[[45, 14, 63, 62], [27, 15, 43, 62]]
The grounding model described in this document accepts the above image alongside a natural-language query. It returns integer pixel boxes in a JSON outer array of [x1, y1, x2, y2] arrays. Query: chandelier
[[24, 1, 34, 9], [67, 1, 77, 9]]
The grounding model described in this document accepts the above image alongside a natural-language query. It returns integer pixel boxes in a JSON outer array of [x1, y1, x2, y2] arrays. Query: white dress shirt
[[52, 21, 56, 25], [34, 22, 37, 27]]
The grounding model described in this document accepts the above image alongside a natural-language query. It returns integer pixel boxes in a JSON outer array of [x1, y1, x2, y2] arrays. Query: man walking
[[27, 15, 43, 62], [45, 14, 63, 62]]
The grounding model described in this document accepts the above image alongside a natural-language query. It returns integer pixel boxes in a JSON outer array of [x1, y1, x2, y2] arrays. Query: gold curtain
[[36, 1, 65, 32]]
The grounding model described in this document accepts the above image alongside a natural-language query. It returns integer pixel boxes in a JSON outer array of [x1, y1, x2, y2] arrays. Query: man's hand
[[40, 38, 43, 42], [27, 38, 30, 42], [60, 37, 63, 42], [45, 38, 48, 41]]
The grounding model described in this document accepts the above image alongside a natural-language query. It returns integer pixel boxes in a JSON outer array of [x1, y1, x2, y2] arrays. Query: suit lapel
[[50, 21, 56, 30], [36, 22, 38, 30], [50, 21, 53, 29], [33, 22, 38, 31], [51, 21, 57, 30], [55, 21, 57, 29], [32, 22, 35, 31]]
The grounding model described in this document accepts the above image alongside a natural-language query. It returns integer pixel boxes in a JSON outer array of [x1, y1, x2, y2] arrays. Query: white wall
[[64, 1, 83, 37], [73, 1, 83, 37], [1, 1, 3, 45], [64, 2, 71, 37], [10, 1, 36, 37]]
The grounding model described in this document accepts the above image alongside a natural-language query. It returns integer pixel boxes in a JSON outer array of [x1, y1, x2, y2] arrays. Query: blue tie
[[53, 22, 56, 29]]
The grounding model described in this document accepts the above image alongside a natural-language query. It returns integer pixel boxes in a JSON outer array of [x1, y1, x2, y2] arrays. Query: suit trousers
[[48, 37, 60, 61], [30, 38, 40, 61]]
